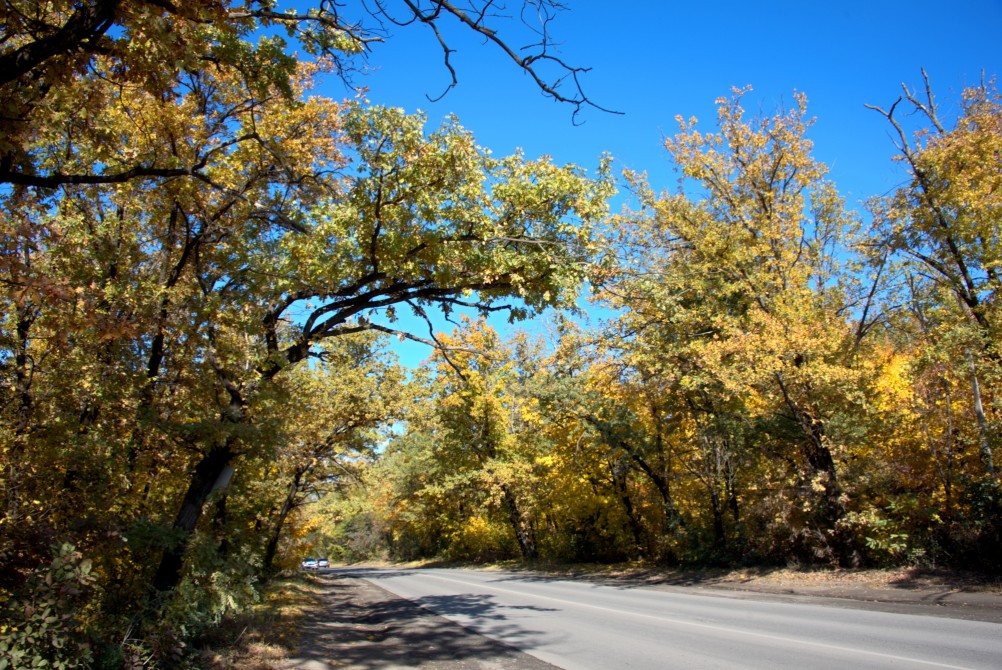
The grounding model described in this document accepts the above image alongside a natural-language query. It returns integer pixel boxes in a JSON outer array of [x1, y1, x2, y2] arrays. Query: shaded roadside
[[281, 573, 557, 670]]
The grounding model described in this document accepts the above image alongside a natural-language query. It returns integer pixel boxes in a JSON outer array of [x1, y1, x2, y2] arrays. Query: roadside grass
[[192, 573, 324, 669]]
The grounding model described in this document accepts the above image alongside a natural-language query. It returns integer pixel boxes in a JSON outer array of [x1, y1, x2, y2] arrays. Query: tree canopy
[[0, 2, 614, 666]]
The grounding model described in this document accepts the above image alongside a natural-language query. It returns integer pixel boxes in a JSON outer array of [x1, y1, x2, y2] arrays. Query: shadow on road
[[285, 574, 557, 669], [327, 566, 416, 580]]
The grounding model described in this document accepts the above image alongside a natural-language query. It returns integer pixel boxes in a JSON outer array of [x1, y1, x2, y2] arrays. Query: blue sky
[[309, 0, 1002, 366]]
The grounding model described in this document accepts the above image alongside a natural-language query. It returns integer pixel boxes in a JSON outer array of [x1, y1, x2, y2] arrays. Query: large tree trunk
[[151, 444, 235, 594], [622, 443, 685, 531], [262, 469, 305, 572], [967, 350, 996, 478], [500, 484, 537, 560], [801, 412, 858, 567], [610, 458, 645, 555], [615, 441, 682, 564], [726, 458, 740, 525], [5, 304, 37, 521], [777, 374, 859, 567]]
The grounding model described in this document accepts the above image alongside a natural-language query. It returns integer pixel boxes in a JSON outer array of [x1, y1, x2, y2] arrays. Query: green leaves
[[0, 544, 95, 670], [271, 103, 610, 363]]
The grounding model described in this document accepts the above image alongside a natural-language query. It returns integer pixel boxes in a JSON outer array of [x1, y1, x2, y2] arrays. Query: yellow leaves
[[874, 80, 1001, 344], [872, 353, 916, 411]]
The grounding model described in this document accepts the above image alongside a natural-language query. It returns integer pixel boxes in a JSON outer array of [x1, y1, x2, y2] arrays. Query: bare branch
[[865, 98, 910, 157], [394, 0, 620, 120], [905, 68, 947, 135], [852, 250, 887, 354]]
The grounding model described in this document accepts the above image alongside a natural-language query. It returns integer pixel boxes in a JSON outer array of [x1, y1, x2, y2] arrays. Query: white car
[[301, 558, 318, 570], [317, 558, 330, 568]]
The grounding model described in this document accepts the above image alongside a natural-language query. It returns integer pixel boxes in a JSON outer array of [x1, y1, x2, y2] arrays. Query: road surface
[[333, 566, 1002, 670]]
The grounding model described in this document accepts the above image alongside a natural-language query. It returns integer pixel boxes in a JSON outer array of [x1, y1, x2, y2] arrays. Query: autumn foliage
[[340, 82, 1002, 575], [0, 2, 999, 667]]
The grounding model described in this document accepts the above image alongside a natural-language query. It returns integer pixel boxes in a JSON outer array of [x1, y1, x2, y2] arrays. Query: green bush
[[0, 543, 96, 670]]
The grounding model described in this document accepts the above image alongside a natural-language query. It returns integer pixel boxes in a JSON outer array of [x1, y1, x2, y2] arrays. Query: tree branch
[[0, 0, 121, 88]]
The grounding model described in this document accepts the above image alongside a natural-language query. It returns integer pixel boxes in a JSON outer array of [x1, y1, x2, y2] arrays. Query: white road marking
[[387, 571, 975, 670]]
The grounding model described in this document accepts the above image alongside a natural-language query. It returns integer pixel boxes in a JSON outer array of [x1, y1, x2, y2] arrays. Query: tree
[[862, 73, 1001, 567], [599, 88, 868, 565], [146, 101, 610, 588], [0, 83, 610, 601], [868, 72, 1001, 479], [0, 1, 614, 659], [382, 320, 553, 561], [537, 341, 691, 562], [352, 320, 661, 564]]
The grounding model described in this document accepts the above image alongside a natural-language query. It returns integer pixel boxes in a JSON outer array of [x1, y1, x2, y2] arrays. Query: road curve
[[333, 566, 1002, 670]]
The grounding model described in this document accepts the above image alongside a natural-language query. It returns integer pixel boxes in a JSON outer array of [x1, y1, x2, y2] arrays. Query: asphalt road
[[334, 566, 1002, 670]]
